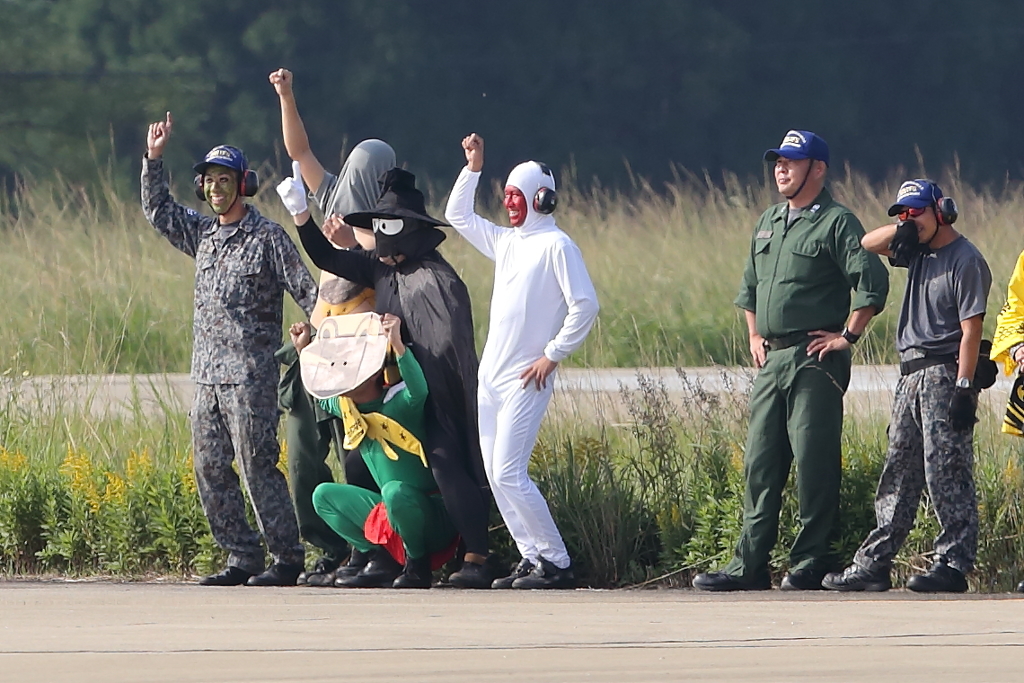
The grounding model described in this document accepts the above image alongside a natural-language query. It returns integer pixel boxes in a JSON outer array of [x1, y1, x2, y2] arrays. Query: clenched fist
[[269, 69, 294, 98], [462, 133, 484, 172], [290, 321, 312, 351]]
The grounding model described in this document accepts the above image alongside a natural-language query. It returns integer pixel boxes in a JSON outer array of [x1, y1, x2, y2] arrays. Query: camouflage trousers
[[854, 363, 978, 573], [191, 383, 304, 574]]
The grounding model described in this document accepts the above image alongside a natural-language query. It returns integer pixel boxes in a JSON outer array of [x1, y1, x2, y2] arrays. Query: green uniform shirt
[[320, 349, 437, 493], [735, 188, 889, 339]]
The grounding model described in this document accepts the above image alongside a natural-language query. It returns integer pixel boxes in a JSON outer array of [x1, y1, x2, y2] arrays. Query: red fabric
[[363, 502, 460, 571]]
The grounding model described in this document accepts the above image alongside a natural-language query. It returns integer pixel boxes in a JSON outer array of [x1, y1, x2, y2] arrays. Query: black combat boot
[[822, 564, 892, 592], [906, 559, 968, 593], [692, 571, 771, 592], [392, 556, 433, 589], [301, 556, 343, 587], [198, 566, 254, 586], [780, 566, 828, 591], [335, 549, 403, 588], [511, 558, 577, 589], [492, 559, 536, 589], [335, 548, 370, 579], [447, 557, 498, 589], [246, 562, 304, 587]]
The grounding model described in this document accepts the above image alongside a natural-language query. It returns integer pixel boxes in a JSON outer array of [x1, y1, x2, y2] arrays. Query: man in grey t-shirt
[[824, 179, 991, 594]]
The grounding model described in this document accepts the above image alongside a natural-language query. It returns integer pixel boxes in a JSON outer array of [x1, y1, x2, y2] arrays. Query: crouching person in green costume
[[290, 313, 458, 588]]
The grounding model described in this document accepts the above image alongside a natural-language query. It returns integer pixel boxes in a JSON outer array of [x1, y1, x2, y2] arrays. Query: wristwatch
[[840, 327, 861, 344], [956, 377, 973, 390]]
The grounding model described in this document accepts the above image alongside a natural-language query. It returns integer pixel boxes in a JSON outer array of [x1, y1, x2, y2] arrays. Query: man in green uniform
[[693, 130, 889, 591]]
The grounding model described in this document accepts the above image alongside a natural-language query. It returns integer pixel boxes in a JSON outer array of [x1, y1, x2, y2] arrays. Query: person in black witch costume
[[277, 166, 496, 588]]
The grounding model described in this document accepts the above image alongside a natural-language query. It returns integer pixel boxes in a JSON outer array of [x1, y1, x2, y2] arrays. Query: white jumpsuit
[[445, 163, 599, 568]]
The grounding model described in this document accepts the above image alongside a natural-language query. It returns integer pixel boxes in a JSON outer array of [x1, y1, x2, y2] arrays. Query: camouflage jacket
[[141, 156, 317, 386]]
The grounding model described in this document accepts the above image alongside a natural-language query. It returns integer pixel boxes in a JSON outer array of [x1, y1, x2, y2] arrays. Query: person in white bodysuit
[[444, 133, 599, 589]]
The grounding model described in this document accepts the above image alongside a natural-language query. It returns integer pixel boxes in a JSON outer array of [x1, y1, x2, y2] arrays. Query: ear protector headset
[[193, 146, 260, 202], [533, 162, 558, 214], [927, 181, 958, 226]]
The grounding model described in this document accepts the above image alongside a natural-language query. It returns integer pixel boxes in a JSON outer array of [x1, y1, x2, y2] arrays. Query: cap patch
[[781, 131, 807, 148], [896, 181, 926, 203]]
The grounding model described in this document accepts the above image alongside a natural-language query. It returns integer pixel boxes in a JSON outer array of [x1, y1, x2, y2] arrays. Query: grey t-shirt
[[895, 235, 991, 356]]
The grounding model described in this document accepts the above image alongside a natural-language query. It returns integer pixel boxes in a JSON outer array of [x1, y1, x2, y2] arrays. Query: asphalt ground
[[1, 581, 1022, 683]]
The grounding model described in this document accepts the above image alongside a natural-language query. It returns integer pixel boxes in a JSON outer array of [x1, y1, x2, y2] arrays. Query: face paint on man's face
[[203, 167, 239, 215], [504, 186, 528, 226]]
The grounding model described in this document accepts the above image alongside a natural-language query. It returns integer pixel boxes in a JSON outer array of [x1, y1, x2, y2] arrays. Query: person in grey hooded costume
[[272, 68, 397, 586]]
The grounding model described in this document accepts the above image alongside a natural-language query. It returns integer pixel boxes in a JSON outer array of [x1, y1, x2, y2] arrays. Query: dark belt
[[899, 354, 957, 376], [763, 328, 839, 352]]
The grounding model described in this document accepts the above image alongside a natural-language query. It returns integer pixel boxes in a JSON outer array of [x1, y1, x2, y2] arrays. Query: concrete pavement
[[4, 366, 1017, 422], [1, 581, 1022, 682]]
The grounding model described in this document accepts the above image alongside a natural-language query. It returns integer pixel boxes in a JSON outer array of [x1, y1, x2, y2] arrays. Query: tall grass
[[3, 163, 1023, 374]]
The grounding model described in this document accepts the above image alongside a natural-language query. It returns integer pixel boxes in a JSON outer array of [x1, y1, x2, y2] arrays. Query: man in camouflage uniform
[[142, 112, 318, 586], [824, 179, 991, 593]]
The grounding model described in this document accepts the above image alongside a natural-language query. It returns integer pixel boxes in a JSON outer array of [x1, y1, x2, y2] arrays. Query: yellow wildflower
[[126, 448, 153, 481], [0, 448, 27, 472], [60, 447, 102, 512], [103, 472, 127, 504]]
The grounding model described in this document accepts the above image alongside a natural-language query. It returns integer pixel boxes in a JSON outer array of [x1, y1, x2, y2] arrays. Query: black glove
[[974, 340, 998, 390], [948, 387, 978, 431], [888, 220, 923, 266]]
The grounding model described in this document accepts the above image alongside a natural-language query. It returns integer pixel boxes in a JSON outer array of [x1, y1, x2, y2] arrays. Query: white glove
[[276, 161, 308, 216]]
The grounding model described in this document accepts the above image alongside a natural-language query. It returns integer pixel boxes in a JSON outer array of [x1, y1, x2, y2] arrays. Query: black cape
[[296, 218, 485, 488]]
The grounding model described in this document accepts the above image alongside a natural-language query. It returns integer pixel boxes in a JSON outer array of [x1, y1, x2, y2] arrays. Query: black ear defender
[[193, 168, 260, 202], [533, 162, 558, 214], [926, 179, 958, 225], [936, 196, 958, 225]]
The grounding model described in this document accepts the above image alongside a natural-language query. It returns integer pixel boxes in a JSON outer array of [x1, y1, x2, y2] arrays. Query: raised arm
[[861, 223, 898, 257], [295, 215, 378, 290], [269, 69, 326, 195], [443, 133, 503, 260], [382, 314, 429, 411], [141, 112, 208, 257]]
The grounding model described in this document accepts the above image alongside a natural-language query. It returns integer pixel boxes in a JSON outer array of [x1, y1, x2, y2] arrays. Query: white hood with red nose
[[505, 161, 556, 231]]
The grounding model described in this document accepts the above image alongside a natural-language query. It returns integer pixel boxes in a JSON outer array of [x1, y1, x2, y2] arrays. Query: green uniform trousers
[[312, 481, 457, 560], [724, 341, 851, 581], [277, 342, 377, 561]]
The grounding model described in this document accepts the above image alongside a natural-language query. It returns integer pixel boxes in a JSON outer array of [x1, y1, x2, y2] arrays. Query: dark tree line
[[3, 0, 1024, 193]]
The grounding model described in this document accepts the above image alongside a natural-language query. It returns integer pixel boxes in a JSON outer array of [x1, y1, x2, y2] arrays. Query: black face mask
[[373, 217, 446, 261]]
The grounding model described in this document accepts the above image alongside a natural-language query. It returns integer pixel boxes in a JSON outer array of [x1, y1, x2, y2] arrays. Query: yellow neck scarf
[[325, 288, 375, 317], [338, 395, 428, 468]]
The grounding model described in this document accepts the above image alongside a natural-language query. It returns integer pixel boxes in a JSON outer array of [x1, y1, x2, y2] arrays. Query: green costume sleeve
[[831, 213, 889, 313], [319, 395, 341, 418], [390, 349, 429, 413]]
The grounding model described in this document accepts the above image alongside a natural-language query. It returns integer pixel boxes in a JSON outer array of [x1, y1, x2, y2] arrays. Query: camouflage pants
[[854, 363, 978, 573], [191, 383, 304, 574]]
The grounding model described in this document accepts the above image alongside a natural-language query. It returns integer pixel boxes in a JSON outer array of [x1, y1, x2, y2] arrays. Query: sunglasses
[[897, 206, 928, 221]]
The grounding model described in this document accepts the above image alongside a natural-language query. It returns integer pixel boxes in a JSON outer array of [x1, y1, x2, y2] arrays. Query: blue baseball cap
[[764, 130, 830, 166], [887, 179, 943, 216], [193, 145, 249, 175]]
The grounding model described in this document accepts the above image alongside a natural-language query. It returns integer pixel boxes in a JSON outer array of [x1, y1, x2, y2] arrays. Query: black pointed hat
[[343, 168, 448, 229]]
